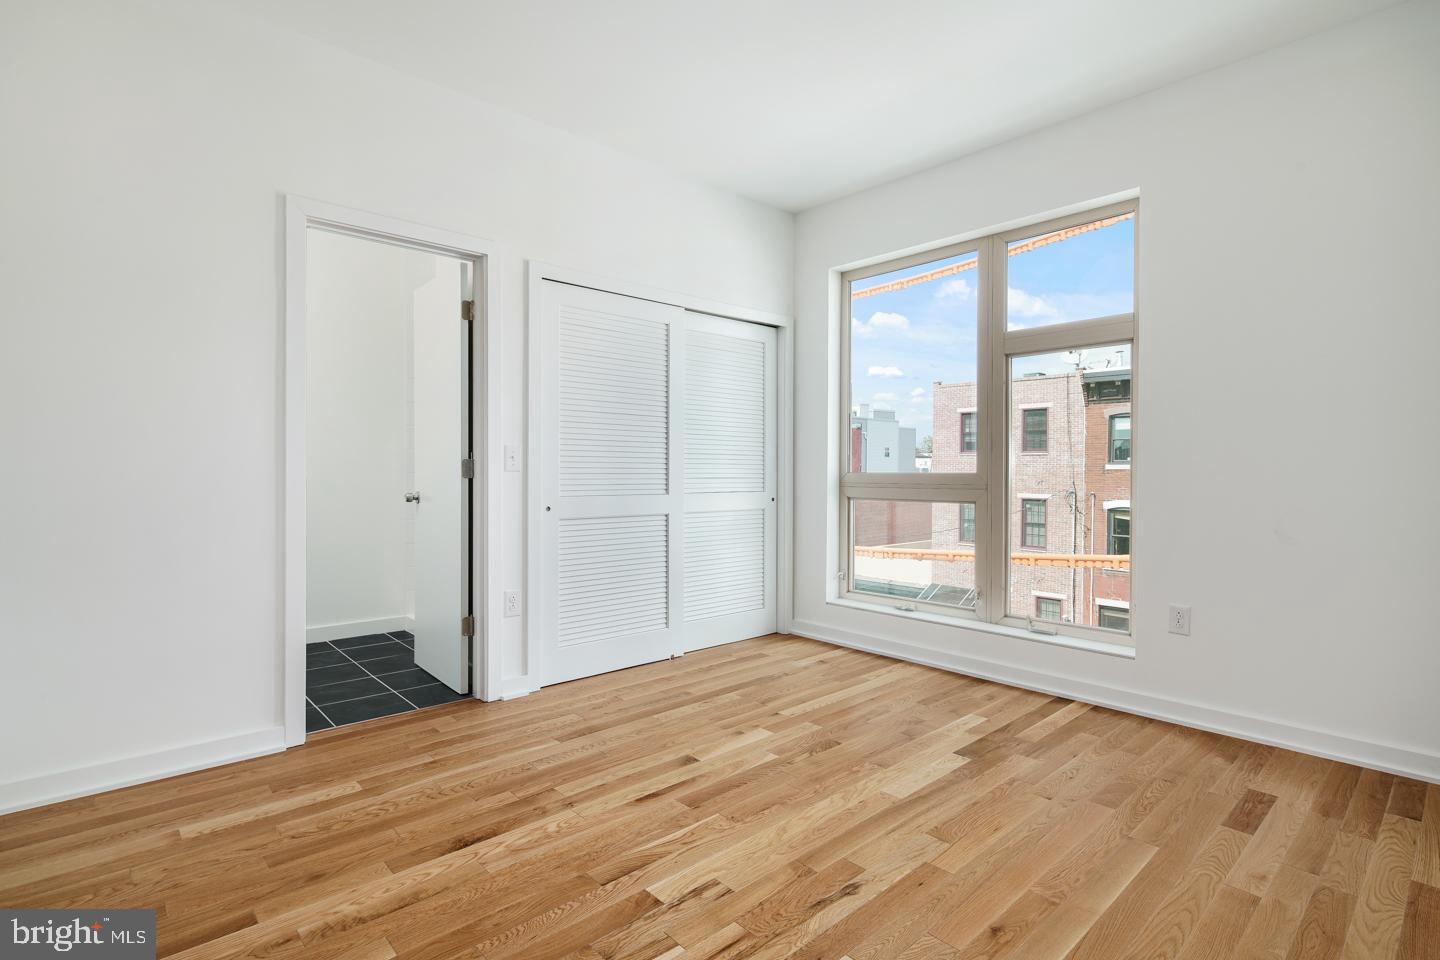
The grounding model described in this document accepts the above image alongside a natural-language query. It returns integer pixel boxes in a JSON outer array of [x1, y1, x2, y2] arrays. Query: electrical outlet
[[504, 445, 520, 472], [504, 590, 521, 618], [1168, 604, 1191, 636]]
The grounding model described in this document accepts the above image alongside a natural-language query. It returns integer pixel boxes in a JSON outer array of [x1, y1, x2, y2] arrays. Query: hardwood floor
[[2, 635, 1436, 959]]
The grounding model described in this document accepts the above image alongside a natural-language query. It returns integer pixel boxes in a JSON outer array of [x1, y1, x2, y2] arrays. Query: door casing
[[283, 196, 504, 746]]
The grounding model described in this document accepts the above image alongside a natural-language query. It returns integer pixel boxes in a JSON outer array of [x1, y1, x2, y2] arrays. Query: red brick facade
[[924, 368, 1131, 627]]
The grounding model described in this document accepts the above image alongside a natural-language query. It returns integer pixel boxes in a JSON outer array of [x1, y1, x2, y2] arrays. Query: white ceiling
[[218, 0, 1398, 211]]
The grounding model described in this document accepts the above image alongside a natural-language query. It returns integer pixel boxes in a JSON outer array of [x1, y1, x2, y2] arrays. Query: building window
[[1109, 413, 1131, 463], [1022, 499, 1046, 549], [840, 201, 1135, 645], [1098, 605, 1130, 631], [1022, 409, 1048, 451], [1108, 508, 1130, 555]]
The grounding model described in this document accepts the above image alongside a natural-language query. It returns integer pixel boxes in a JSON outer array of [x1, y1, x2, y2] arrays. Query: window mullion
[[981, 234, 1008, 624]]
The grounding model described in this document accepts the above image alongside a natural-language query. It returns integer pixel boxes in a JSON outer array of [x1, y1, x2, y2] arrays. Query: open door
[[410, 259, 472, 694]]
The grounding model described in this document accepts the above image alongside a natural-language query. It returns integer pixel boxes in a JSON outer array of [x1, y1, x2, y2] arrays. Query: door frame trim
[[283, 195, 505, 746], [523, 261, 793, 699]]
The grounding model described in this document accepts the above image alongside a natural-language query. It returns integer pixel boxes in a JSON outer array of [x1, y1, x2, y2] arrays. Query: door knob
[[405, 491, 421, 503]]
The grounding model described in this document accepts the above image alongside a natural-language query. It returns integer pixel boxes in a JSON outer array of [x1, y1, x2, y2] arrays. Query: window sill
[[827, 596, 1137, 660], [1104, 463, 1131, 471]]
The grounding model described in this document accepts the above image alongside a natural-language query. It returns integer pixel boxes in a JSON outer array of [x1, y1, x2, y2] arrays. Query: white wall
[[793, 1, 1440, 779], [0, 0, 791, 805], [305, 229, 438, 637]]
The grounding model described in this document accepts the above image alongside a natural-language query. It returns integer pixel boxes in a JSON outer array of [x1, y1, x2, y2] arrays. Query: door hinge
[[461, 457, 475, 479], [461, 615, 476, 637], [461, 299, 475, 322]]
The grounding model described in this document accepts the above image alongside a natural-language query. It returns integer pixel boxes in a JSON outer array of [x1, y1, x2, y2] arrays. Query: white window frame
[[837, 199, 1137, 646]]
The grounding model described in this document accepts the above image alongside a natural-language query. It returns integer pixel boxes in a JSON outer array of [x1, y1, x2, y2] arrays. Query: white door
[[538, 281, 683, 685], [411, 259, 471, 693], [681, 314, 777, 650]]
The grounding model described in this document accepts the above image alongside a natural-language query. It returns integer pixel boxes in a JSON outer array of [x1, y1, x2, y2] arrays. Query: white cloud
[[853, 311, 909, 337], [910, 387, 926, 397], [1007, 287, 1060, 325], [867, 365, 904, 378], [937, 278, 972, 300]]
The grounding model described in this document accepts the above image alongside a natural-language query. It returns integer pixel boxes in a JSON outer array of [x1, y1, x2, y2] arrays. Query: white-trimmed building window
[[838, 200, 1136, 645]]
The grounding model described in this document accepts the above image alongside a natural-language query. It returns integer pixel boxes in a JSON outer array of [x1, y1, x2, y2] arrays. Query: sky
[[851, 217, 1134, 442]]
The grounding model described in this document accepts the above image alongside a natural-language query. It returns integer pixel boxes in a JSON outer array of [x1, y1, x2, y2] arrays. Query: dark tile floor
[[305, 630, 467, 732]]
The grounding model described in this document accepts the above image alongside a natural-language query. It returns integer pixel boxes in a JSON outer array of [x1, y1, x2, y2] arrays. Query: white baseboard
[[306, 615, 415, 644], [789, 619, 1440, 785], [0, 726, 287, 816]]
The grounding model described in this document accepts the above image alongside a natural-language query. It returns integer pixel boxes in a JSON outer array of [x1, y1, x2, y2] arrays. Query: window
[[847, 249, 978, 475], [1098, 605, 1129, 631], [1021, 409, 1048, 451], [1109, 414, 1131, 463], [1108, 509, 1130, 555], [1008, 213, 1135, 330], [1022, 499, 1046, 548], [840, 202, 1135, 646], [849, 500, 978, 611]]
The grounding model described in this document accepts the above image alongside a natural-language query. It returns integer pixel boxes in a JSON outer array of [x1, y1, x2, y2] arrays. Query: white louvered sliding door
[[538, 282, 776, 686], [538, 282, 684, 685], [681, 314, 777, 650]]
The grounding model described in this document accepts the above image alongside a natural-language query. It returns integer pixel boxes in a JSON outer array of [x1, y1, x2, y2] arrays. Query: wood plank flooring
[[2, 635, 1437, 959]]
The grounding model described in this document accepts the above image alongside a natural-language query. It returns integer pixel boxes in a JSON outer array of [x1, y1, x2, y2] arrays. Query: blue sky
[[851, 217, 1134, 442]]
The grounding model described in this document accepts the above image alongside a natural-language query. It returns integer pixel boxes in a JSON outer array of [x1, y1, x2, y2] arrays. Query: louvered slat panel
[[558, 515, 668, 646], [684, 510, 765, 621], [559, 305, 669, 498], [685, 330, 765, 494]]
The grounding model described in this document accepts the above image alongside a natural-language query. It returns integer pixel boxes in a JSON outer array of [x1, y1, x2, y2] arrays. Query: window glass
[[1022, 499, 1047, 548], [1008, 345, 1131, 624], [1108, 509, 1130, 555], [1007, 213, 1134, 330], [959, 502, 976, 543], [1098, 606, 1130, 631], [1035, 597, 1062, 621], [850, 252, 978, 474], [1109, 414, 1131, 463], [1021, 409, 1048, 451], [851, 500, 977, 610], [960, 412, 977, 452]]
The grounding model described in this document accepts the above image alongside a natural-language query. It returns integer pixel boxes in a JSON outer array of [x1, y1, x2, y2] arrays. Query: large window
[[840, 201, 1136, 643]]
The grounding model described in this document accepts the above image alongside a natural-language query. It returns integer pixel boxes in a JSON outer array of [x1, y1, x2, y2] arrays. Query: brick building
[[925, 365, 1130, 628]]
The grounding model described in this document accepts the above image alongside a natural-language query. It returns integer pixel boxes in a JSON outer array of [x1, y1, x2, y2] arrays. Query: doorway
[[284, 198, 501, 744], [303, 228, 471, 730]]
